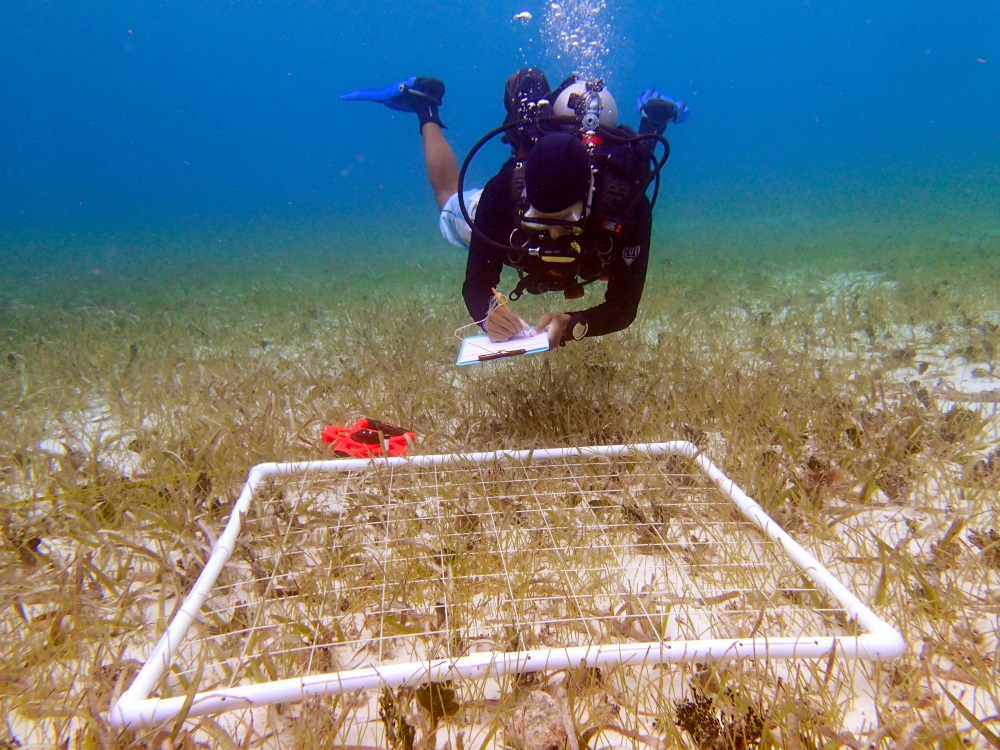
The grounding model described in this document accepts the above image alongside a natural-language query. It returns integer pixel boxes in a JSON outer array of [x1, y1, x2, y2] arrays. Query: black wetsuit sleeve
[[462, 170, 515, 324], [571, 197, 652, 339]]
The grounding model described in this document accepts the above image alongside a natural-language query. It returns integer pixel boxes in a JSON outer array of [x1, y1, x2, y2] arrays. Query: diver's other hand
[[484, 306, 529, 342], [397, 77, 446, 130], [637, 88, 689, 133], [536, 312, 572, 349], [409, 77, 445, 106], [341, 76, 446, 129]]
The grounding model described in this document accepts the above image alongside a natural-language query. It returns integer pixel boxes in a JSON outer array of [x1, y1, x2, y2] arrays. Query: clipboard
[[456, 331, 550, 365]]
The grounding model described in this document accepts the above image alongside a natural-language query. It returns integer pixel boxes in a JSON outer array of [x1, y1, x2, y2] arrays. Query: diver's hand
[[637, 88, 689, 132], [484, 306, 530, 342], [536, 312, 572, 349], [341, 77, 446, 129]]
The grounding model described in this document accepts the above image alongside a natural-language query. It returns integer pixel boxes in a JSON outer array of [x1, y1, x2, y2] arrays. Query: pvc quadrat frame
[[109, 441, 904, 730]]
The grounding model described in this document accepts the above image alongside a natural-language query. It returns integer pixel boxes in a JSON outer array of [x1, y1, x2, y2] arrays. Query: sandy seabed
[[2, 191, 1000, 748]]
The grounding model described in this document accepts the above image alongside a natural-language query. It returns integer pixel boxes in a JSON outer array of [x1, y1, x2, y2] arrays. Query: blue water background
[[1, 1, 997, 237]]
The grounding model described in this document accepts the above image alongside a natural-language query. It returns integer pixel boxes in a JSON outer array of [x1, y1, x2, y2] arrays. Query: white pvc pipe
[[109, 442, 905, 730]]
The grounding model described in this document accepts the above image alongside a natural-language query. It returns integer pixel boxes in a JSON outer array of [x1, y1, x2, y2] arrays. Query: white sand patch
[[35, 401, 145, 480]]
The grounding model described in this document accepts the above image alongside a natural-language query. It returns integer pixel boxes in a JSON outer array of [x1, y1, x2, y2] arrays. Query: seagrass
[[109, 442, 903, 732]]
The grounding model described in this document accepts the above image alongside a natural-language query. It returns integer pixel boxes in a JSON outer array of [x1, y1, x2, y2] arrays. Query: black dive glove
[[637, 88, 689, 134], [341, 76, 447, 131], [405, 77, 447, 130]]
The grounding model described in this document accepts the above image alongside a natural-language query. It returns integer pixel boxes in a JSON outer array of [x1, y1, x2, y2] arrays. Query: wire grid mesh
[[112, 443, 902, 731]]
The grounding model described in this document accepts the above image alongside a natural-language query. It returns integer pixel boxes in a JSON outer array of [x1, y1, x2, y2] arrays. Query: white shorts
[[439, 189, 483, 249]]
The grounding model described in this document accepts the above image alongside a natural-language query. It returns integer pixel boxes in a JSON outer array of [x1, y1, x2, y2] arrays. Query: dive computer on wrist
[[567, 313, 589, 342]]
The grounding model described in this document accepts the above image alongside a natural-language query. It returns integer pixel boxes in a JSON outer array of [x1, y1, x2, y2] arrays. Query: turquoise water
[[1, 1, 997, 239]]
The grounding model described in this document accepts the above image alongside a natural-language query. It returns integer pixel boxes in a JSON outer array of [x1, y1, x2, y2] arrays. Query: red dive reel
[[321, 418, 416, 459]]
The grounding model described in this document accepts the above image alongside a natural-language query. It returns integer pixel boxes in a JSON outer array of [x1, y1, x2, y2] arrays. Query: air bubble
[[540, 0, 614, 78]]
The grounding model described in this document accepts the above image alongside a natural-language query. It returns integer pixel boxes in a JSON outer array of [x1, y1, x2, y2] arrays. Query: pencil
[[491, 287, 510, 313], [491, 288, 531, 335]]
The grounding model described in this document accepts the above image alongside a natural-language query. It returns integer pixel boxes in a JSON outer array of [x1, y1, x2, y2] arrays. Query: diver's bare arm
[[421, 123, 460, 210]]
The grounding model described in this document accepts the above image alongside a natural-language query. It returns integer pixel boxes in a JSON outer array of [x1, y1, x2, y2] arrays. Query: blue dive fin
[[341, 77, 417, 112]]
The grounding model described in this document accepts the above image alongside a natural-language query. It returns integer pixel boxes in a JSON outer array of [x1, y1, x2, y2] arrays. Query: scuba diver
[[341, 68, 689, 348]]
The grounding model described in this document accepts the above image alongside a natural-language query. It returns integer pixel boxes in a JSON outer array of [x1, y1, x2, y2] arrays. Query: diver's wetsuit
[[461, 159, 652, 341]]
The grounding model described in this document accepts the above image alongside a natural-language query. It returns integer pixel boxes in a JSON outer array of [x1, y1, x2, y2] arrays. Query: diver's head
[[504, 67, 551, 117], [553, 79, 618, 128], [524, 133, 592, 215]]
